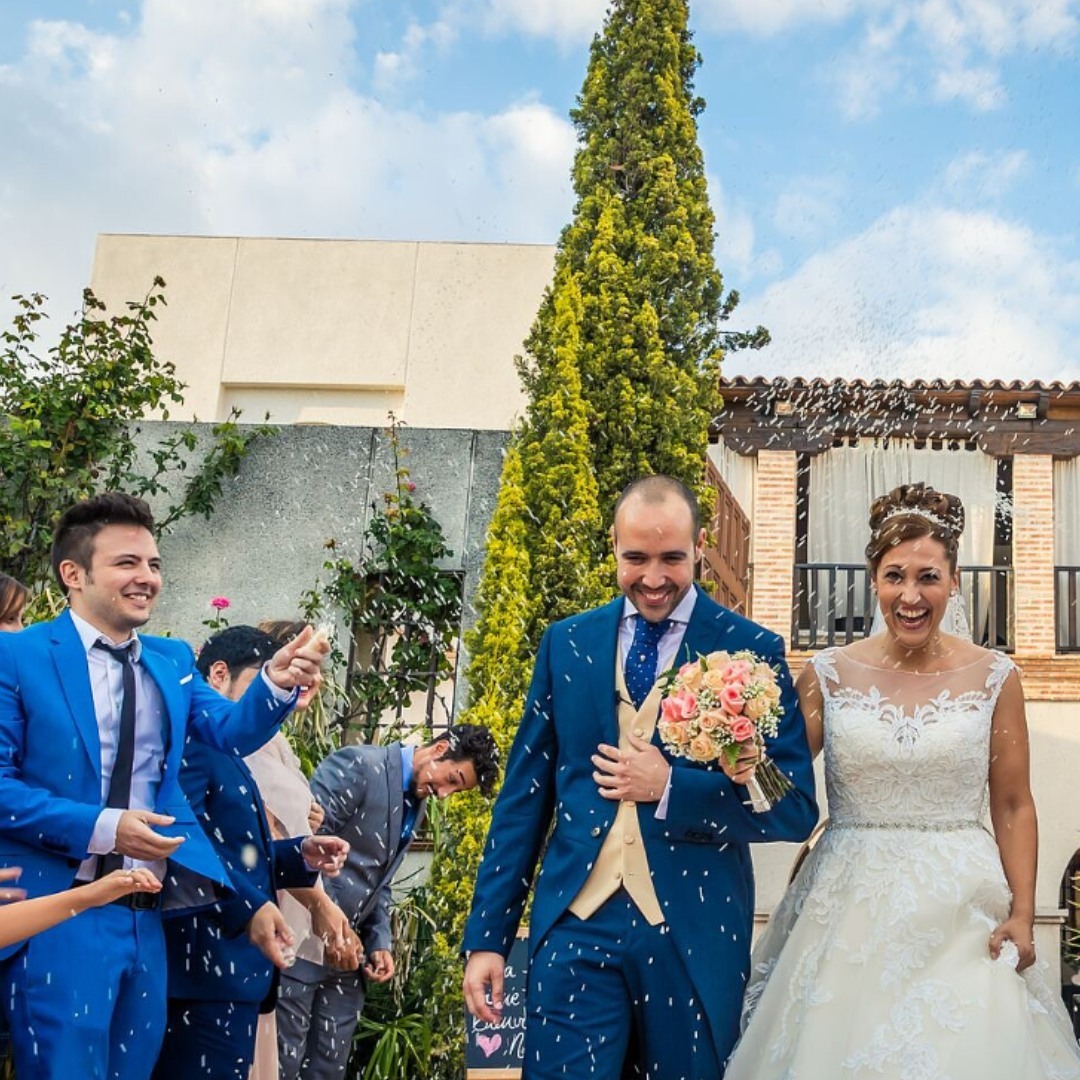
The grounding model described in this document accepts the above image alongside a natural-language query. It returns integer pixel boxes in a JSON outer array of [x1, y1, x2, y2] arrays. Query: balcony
[[1056, 567, 1080, 653], [792, 563, 1014, 651]]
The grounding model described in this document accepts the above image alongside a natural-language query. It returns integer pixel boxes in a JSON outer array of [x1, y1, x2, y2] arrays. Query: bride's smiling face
[[873, 535, 959, 648]]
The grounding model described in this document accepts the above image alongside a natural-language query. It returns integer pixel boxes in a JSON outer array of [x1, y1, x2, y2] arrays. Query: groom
[[463, 475, 818, 1078]]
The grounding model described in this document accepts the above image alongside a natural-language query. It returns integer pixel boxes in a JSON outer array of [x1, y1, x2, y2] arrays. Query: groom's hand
[[463, 951, 505, 1024], [592, 733, 671, 802]]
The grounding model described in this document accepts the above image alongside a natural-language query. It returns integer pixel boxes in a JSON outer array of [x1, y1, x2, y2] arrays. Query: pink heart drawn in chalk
[[476, 1033, 502, 1058]]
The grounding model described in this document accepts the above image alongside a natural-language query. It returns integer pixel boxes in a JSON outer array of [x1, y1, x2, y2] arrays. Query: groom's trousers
[[524, 891, 721, 1080]]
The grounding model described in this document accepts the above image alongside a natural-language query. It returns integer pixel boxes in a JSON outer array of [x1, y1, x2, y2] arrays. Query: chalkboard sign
[[465, 931, 529, 1078]]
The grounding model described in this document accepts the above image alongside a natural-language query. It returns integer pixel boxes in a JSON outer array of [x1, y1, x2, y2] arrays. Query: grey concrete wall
[[137, 422, 509, 653]]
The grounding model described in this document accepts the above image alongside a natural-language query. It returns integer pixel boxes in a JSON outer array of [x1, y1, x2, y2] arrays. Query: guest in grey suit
[[276, 724, 499, 1079]]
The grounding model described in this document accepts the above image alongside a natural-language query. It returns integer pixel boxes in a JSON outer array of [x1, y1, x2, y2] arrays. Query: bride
[[724, 483, 1080, 1079]]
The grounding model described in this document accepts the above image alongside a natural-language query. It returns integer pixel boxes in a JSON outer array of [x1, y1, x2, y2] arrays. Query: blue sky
[[1, 0, 1078, 382]]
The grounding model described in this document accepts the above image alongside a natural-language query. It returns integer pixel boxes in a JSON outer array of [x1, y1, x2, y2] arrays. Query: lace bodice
[[812, 648, 1015, 826]]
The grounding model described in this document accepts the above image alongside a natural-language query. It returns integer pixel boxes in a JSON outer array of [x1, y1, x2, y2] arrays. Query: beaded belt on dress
[[829, 819, 983, 833]]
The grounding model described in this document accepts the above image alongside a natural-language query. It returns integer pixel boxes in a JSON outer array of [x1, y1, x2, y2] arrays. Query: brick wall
[[750, 450, 798, 647]]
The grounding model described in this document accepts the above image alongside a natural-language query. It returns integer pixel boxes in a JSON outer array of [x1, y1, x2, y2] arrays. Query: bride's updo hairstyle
[[865, 483, 965, 574]]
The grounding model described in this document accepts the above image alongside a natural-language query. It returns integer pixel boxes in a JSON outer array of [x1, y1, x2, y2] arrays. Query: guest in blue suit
[[154, 626, 350, 1080], [463, 475, 819, 1079], [0, 493, 330, 1080]]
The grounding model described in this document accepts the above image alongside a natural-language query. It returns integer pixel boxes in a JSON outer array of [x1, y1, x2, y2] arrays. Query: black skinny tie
[[93, 640, 137, 877]]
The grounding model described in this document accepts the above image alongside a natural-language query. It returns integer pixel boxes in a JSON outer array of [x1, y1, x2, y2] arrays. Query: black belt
[[71, 878, 162, 911]]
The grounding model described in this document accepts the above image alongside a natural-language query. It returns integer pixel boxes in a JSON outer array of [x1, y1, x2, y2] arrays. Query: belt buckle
[[115, 890, 160, 911], [129, 890, 160, 911]]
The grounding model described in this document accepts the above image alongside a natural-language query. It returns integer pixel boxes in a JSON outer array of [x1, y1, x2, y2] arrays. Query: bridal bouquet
[[658, 650, 793, 805]]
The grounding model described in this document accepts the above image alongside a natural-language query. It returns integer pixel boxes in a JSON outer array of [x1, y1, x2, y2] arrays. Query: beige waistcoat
[[568, 655, 664, 926]]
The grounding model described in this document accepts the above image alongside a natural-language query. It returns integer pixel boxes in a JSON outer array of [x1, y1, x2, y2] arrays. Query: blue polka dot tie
[[624, 616, 672, 710]]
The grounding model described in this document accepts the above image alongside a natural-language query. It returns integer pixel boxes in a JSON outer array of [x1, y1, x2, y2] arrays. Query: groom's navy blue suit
[[464, 587, 818, 1077], [0, 610, 296, 1080]]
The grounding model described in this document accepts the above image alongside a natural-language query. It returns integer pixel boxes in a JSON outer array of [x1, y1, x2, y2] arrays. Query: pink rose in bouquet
[[728, 716, 755, 743], [719, 685, 746, 714]]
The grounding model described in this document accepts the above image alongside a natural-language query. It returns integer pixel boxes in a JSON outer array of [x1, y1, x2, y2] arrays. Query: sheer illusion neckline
[[834, 647, 992, 677]]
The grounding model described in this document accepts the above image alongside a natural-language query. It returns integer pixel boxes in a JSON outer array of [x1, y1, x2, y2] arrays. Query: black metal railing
[[1055, 567, 1080, 653], [792, 563, 1013, 651]]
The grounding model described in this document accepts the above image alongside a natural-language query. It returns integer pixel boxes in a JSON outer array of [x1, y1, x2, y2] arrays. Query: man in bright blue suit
[[0, 493, 330, 1080], [463, 475, 819, 1079]]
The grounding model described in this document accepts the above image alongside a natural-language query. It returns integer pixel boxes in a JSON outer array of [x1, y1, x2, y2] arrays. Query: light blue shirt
[[618, 587, 698, 676], [617, 588, 698, 818], [72, 610, 168, 880], [399, 744, 420, 841], [72, 610, 293, 880]]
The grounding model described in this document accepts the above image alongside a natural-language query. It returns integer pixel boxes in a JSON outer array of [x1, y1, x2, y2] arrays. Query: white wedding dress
[[725, 648, 1080, 1080]]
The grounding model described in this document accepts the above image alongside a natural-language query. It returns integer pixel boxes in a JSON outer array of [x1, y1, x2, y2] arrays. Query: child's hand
[[84, 868, 163, 908], [0, 866, 26, 904]]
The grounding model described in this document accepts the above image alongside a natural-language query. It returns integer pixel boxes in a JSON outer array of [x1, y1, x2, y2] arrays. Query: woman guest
[[0, 574, 28, 633]]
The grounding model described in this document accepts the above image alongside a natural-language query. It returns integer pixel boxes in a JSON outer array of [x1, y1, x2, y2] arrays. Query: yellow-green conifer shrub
[[419, 0, 760, 1070]]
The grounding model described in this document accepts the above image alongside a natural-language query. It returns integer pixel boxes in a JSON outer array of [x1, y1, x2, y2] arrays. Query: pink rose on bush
[[729, 717, 755, 742], [719, 685, 745, 713], [209, 596, 230, 611]]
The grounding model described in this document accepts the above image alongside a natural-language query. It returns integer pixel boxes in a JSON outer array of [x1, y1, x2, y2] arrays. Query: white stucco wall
[[89, 234, 554, 429]]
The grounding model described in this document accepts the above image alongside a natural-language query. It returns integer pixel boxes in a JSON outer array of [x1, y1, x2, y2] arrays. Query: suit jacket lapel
[[386, 745, 405, 857], [584, 597, 623, 746], [50, 611, 101, 778], [677, 586, 732, 669], [139, 645, 180, 764]]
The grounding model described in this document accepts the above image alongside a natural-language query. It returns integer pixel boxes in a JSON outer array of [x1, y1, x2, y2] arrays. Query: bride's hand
[[989, 916, 1036, 972]]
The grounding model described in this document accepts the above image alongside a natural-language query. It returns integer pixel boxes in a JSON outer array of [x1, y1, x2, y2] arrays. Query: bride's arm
[[987, 669, 1038, 971], [794, 663, 824, 758]]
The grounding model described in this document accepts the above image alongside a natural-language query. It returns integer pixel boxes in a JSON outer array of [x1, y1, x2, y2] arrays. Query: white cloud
[[708, 173, 772, 283], [0, 0, 575, 330], [942, 149, 1028, 200], [480, 0, 608, 45], [727, 204, 1080, 383], [932, 64, 1006, 111], [773, 176, 846, 241], [697, 0, 885, 36], [373, 18, 459, 95], [700, 0, 1080, 117]]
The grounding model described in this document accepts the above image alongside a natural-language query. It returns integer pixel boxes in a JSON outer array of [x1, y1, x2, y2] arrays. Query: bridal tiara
[[877, 506, 952, 531]]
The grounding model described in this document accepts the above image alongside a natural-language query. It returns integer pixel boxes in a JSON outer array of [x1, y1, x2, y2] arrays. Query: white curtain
[[709, 439, 755, 521], [806, 441, 998, 637], [1053, 459, 1080, 646], [708, 439, 756, 558], [1054, 459, 1080, 564]]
